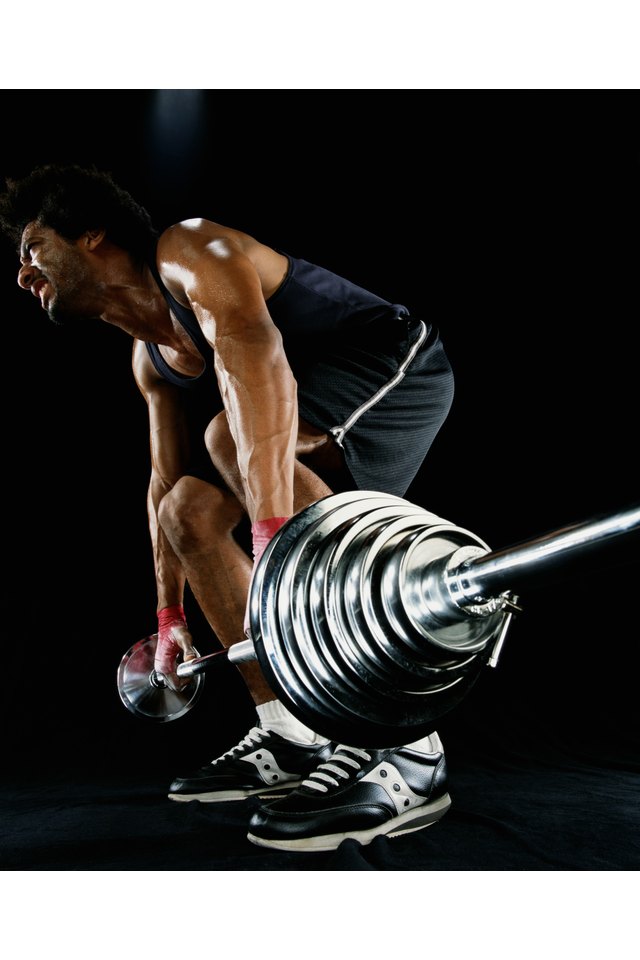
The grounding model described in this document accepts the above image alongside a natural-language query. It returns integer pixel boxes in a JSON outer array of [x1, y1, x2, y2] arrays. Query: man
[[0, 163, 455, 853]]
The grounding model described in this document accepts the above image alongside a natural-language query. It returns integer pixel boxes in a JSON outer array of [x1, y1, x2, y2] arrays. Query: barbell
[[117, 490, 640, 747]]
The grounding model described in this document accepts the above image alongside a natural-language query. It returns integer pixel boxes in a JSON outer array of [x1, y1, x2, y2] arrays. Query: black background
[[1, 91, 638, 871]]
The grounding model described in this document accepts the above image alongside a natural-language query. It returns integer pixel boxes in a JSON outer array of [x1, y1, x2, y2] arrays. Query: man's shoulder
[[155, 220, 284, 298], [158, 219, 251, 266], [158, 219, 212, 255]]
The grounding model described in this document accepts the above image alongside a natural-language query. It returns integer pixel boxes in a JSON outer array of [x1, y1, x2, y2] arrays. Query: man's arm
[[132, 339, 196, 671], [174, 233, 298, 524]]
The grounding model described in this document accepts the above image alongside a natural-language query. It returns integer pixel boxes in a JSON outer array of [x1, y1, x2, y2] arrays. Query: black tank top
[[145, 252, 410, 388]]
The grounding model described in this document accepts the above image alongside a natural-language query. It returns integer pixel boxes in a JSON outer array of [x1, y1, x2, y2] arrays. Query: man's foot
[[168, 726, 336, 802], [246, 739, 451, 852]]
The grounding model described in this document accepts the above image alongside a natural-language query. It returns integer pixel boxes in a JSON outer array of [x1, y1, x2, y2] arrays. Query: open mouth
[[33, 279, 50, 307]]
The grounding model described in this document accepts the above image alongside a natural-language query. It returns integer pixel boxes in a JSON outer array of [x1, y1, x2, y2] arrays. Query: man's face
[[17, 221, 95, 326]]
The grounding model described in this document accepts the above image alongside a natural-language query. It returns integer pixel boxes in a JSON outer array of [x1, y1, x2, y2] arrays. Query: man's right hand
[[154, 604, 198, 678]]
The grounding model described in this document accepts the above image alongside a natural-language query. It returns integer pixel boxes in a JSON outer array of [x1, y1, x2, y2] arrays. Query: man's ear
[[83, 228, 106, 250]]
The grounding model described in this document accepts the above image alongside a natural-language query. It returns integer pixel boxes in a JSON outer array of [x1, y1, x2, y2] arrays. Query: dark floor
[[3, 645, 638, 874], [2, 749, 638, 872]]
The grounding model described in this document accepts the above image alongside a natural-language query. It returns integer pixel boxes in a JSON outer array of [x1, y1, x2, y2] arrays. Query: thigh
[[296, 416, 355, 494], [207, 408, 354, 507]]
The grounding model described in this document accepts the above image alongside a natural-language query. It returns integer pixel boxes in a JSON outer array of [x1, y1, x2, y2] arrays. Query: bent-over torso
[[144, 249, 454, 497]]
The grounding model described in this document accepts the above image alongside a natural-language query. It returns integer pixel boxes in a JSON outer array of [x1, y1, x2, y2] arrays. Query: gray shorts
[[295, 318, 454, 498]]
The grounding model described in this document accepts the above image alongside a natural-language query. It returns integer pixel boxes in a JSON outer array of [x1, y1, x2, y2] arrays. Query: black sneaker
[[168, 726, 336, 802], [246, 739, 451, 852]]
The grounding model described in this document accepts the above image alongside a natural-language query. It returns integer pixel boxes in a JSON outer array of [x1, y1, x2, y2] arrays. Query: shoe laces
[[210, 726, 271, 765], [302, 745, 371, 793]]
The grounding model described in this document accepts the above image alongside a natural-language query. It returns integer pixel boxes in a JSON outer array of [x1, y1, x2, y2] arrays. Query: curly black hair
[[0, 164, 159, 261]]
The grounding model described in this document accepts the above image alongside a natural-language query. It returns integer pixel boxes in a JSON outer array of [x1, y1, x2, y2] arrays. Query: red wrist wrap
[[157, 604, 186, 629], [251, 517, 289, 563]]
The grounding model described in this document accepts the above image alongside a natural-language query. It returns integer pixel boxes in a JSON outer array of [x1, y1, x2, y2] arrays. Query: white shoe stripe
[[239, 748, 298, 785], [361, 761, 427, 815]]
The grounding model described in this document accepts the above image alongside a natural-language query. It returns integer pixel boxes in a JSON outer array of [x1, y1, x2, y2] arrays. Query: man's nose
[[18, 262, 40, 290]]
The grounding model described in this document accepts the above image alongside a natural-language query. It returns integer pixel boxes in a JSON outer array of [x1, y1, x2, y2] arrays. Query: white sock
[[403, 731, 443, 754], [256, 699, 330, 745]]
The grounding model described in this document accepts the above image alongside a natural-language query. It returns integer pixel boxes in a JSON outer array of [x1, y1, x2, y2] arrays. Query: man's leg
[[157, 463, 337, 803], [161, 416, 450, 846], [157, 465, 334, 702], [157, 477, 264, 700], [157, 472, 336, 802]]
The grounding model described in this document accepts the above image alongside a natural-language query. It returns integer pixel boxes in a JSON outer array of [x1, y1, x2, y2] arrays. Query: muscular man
[[0, 164, 455, 853]]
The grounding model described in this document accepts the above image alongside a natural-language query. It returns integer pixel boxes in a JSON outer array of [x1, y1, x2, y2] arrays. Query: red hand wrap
[[245, 518, 289, 634], [251, 517, 289, 565], [157, 604, 186, 631], [155, 604, 187, 675]]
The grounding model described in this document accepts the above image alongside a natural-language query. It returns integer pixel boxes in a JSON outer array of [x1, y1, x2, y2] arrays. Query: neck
[[99, 261, 178, 346]]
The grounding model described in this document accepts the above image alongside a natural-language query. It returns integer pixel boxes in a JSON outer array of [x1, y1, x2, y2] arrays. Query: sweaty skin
[[19, 218, 302, 519], [17, 217, 343, 701], [158, 220, 300, 522]]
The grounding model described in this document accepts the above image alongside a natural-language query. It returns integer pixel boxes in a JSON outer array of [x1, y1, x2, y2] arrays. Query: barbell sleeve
[[176, 637, 256, 678], [446, 504, 640, 609]]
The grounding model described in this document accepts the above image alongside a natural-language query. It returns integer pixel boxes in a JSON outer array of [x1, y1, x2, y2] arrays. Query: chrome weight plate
[[117, 634, 204, 721]]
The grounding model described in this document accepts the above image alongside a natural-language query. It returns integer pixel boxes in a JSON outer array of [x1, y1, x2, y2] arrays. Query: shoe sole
[[168, 782, 302, 803], [246, 793, 452, 851]]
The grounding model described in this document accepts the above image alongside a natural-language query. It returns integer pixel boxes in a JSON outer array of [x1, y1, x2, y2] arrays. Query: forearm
[[215, 329, 298, 522], [147, 475, 187, 610]]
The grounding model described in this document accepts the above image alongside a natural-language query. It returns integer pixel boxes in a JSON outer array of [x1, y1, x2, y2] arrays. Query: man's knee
[[158, 476, 244, 551]]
